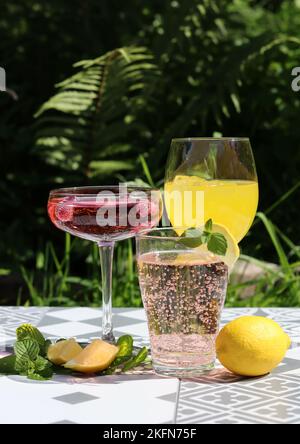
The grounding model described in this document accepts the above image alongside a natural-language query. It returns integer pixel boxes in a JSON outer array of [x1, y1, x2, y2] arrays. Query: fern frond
[[34, 46, 159, 180]]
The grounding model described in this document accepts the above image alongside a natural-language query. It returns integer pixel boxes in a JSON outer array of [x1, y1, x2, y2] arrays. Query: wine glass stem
[[98, 241, 115, 342]]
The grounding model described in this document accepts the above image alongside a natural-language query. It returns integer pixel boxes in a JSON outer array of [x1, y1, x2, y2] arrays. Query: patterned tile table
[[0, 307, 299, 424]]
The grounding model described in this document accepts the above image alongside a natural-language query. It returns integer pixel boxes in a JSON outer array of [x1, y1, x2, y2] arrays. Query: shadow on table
[[181, 368, 262, 384], [54, 373, 168, 385], [6, 371, 168, 386], [7, 367, 264, 386]]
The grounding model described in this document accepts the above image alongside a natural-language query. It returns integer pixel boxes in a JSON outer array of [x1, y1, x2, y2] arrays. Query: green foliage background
[[0, 0, 300, 306]]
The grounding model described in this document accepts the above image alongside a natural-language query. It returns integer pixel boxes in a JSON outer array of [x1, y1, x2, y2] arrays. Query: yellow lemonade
[[164, 176, 258, 242]]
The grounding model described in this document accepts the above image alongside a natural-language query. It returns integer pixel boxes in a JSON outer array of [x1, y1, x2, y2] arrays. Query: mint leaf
[[204, 218, 213, 232], [0, 355, 17, 375], [15, 358, 36, 374], [207, 232, 228, 256], [180, 228, 203, 248], [122, 347, 148, 372], [14, 339, 40, 362], [14, 340, 52, 380], [16, 324, 45, 346], [200, 232, 210, 244], [27, 368, 53, 381], [179, 219, 228, 257], [16, 324, 47, 356], [14, 339, 40, 375], [27, 373, 47, 381], [34, 356, 52, 372]]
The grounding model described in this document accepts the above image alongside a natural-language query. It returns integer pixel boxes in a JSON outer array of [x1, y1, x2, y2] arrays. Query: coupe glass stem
[[98, 241, 115, 342]]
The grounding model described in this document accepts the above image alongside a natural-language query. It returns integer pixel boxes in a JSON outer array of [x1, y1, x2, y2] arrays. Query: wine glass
[[164, 138, 258, 242], [48, 185, 162, 342]]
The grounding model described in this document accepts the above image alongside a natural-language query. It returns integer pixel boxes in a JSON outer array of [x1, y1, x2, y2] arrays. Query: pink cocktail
[[48, 186, 161, 341]]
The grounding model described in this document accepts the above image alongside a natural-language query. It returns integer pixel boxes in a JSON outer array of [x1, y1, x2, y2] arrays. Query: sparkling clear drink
[[138, 250, 228, 376]]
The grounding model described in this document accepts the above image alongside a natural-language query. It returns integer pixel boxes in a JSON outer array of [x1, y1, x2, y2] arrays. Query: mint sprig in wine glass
[[48, 185, 162, 342]]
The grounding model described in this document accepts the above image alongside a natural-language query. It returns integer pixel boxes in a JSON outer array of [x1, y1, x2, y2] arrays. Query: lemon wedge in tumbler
[[199, 222, 240, 271], [179, 222, 239, 271]]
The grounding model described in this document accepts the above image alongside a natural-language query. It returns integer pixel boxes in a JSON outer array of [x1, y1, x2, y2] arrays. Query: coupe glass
[[164, 138, 258, 242], [48, 185, 162, 342]]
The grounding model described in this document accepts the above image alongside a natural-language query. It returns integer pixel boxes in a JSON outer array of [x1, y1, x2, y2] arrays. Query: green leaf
[[27, 368, 53, 381], [0, 355, 17, 375], [204, 219, 213, 232], [15, 358, 36, 374], [0, 269, 11, 276], [122, 347, 148, 372], [116, 335, 133, 358], [50, 365, 73, 375], [34, 356, 52, 372], [34, 46, 158, 178], [207, 233, 228, 256], [256, 212, 291, 272], [89, 160, 134, 176], [16, 324, 46, 353], [14, 337, 53, 380], [103, 356, 131, 375], [103, 335, 134, 375], [27, 373, 46, 381], [14, 339, 40, 363], [180, 228, 203, 248]]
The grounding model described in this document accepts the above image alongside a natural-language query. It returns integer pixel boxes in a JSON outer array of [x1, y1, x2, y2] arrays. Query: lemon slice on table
[[64, 339, 119, 373], [47, 338, 83, 365]]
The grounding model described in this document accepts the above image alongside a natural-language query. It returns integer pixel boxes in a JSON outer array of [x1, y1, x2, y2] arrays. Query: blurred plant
[[33, 47, 159, 182], [20, 234, 141, 308], [1, 0, 300, 305], [227, 212, 300, 307], [20, 208, 300, 308]]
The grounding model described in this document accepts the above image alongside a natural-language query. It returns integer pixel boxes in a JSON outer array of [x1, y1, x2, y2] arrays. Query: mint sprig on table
[[0, 324, 149, 380], [0, 324, 54, 380], [14, 338, 52, 380], [180, 218, 228, 256]]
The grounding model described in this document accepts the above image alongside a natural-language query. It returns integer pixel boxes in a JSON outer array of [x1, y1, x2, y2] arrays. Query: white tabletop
[[0, 307, 300, 424]]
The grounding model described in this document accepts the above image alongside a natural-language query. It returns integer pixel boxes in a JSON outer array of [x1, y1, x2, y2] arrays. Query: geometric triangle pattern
[[177, 308, 300, 424], [0, 307, 300, 423], [0, 306, 175, 424]]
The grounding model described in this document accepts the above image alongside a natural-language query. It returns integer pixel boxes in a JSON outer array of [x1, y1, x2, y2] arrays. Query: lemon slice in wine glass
[[197, 223, 239, 271], [178, 222, 240, 271]]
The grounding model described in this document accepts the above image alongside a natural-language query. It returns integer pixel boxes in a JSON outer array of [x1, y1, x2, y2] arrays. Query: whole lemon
[[216, 316, 291, 377]]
